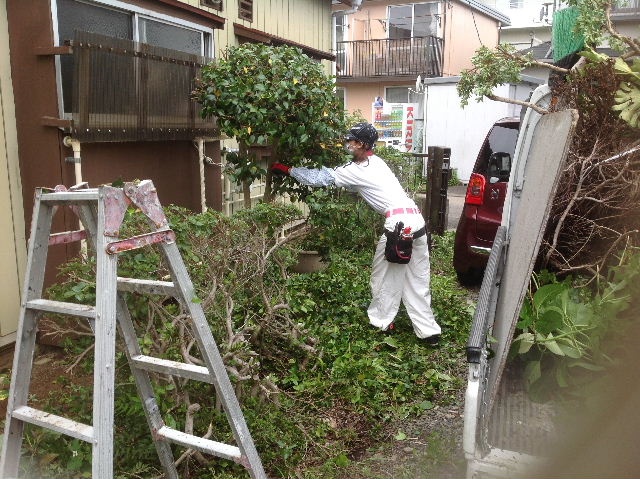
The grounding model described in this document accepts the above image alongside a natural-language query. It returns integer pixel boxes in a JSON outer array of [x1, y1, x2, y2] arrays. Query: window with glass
[[477, 124, 519, 181], [335, 13, 347, 43], [385, 86, 410, 103], [388, 2, 439, 39], [54, 0, 212, 114], [200, 0, 222, 10], [335, 14, 347, 73]]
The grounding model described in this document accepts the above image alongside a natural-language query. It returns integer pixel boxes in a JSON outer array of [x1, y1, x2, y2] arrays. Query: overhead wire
[[471, 11, 484, 46]]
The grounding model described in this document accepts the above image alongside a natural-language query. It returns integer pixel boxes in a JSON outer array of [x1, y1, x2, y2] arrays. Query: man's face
[[345, 139, 364, 155]]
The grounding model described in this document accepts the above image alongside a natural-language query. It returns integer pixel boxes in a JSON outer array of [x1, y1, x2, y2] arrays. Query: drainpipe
[[332, 0, 363, 16], [63, 136, 87, 254], [196, 137, 208, 214], [63, 136, 83, 186]]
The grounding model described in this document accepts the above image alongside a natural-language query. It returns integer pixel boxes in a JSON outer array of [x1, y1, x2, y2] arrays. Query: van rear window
[[475, 124, 519, 182]]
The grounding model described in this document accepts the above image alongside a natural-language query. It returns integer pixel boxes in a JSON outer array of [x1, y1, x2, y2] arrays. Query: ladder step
[[156, 426, 242, 463], [117, 277, 176, 296], [11, 406, 94, 443], [40, 190, 100, 202], [131, 355, 213, 383], [26, 299, 96, 319]]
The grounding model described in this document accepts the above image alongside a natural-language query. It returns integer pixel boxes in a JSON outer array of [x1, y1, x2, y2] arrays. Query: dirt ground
[[340, 352, 468, 479], [0, 344, 93, 419]]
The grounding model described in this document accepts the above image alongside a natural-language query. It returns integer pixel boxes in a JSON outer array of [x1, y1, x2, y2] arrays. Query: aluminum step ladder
[[0, 181, 267, 479]]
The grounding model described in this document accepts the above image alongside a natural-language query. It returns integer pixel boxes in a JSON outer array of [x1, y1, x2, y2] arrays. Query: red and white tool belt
[[385, 207, 420, 218]]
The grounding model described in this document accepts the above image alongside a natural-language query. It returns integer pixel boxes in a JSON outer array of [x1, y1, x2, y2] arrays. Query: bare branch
[[65, 344, 95, 374], [487, 94, 549, 115], [604, 2, 640, 56]]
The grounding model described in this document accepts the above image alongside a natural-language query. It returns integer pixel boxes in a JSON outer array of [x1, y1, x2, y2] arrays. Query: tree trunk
[[242, 180, 252, 208], [239, 141, 252, 208], [262, 144, 278, 203]]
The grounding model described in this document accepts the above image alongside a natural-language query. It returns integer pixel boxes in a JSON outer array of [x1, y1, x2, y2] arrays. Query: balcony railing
[[336, 36, 444, 79], [612, 0, 640, 15]]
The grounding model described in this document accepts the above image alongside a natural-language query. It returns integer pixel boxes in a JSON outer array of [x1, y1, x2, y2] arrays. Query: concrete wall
[[0, 0, 26, 345], [483, 0, 552, 28], [609, 19, 640, 42]]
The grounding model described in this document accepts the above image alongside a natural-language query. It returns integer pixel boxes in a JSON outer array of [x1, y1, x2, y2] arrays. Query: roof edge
[[455, 0, 511, 26]]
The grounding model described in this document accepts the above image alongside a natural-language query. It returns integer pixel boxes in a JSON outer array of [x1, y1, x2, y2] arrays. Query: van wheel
[[456, 268, 483, 287]]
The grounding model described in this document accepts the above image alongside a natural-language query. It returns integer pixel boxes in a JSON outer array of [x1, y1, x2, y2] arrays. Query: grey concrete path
[[447, 185, 467, 232]]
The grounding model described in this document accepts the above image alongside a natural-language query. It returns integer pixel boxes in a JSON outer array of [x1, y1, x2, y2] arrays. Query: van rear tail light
[[465, 173, 486, 205]]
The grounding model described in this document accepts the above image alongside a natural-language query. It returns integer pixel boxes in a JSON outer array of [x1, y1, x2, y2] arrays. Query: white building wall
[[484, 0, 555, 27]]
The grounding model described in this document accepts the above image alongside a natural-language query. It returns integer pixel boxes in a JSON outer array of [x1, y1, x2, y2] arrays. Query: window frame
[[200, 0, 222, 11], [386, 2, 441, 40], [238, 0, 254, 22], [384, 85, 411, 103], [51, 0, 215, 118], [333, 13, 348, 76]]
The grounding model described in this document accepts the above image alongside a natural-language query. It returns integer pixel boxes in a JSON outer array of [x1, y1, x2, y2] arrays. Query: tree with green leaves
[[194, 43, 346, 202], [457, 0, 640, 127]]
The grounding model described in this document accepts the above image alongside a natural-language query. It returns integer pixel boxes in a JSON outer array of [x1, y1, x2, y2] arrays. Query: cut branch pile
[[542, 61, 640, 276]]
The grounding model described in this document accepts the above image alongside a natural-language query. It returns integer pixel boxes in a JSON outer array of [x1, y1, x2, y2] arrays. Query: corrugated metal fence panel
[[71, 31, 217, 142]]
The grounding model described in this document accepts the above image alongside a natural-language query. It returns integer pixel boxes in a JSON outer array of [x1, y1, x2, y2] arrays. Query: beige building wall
[[442, 2, 500, 76], [333, 0, 500, 76], [341, 81, 413, 122], [334, 0, 504, 121], [335, 0, 443, 41], [0, 0, 26, 346], [180, 0, 333, 70]]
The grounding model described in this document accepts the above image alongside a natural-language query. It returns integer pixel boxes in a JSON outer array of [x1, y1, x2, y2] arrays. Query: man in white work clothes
[[271, 122, 441, 345]]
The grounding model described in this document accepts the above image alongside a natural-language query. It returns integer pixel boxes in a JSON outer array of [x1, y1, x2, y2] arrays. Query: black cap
[[344, 123, 379, 149]]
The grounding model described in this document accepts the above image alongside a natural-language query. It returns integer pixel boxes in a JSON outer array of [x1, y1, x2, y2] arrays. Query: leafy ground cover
[[1, 201, 475, 478]]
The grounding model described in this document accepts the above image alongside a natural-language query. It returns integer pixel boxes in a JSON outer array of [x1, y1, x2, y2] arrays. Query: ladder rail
[[162, 241, 268, 479], [116, 295, 180, 478], [77, 199, 179, 478], [0, 193, 55, 479], [91, 191, 119, 479]]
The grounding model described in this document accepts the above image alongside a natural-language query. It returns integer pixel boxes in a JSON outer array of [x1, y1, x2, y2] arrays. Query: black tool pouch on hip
[[384, 222, 413, 264]]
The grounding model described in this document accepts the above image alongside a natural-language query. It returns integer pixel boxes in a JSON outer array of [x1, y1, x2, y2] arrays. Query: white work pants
[[367, 234, 441, 338]]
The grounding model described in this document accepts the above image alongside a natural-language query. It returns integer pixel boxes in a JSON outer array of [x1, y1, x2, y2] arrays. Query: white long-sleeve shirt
[[290, 154, 424, 231]]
